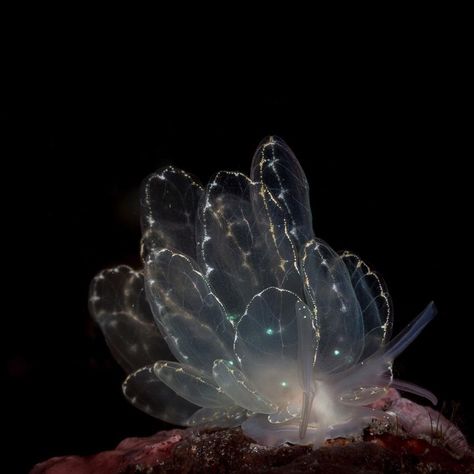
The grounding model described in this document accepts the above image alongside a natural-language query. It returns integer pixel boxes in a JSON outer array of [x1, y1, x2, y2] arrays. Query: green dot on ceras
[[265, 328, 274, 335]]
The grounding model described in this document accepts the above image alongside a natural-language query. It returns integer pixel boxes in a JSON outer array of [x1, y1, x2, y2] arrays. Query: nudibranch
[[90, 136, 437, 447]]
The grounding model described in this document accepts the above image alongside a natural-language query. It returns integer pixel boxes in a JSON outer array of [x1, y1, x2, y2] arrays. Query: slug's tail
[[334, 302, 438, 407], [383, 301, 437, 361], [391, 378, 438, 405]]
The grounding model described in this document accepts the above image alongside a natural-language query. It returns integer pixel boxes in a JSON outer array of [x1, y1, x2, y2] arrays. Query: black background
[[4, 29, 472, 473]]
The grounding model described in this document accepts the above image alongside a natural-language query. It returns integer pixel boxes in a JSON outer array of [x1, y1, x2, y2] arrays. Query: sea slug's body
[[90, 136, 437, 447]]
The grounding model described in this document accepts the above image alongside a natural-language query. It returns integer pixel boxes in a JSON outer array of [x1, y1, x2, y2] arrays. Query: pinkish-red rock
[[370, 388, 472, 458], [30, 429, 185, 474], [32, 427, 474, 474]]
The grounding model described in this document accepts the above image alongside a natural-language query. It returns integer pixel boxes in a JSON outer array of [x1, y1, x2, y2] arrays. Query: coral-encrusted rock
[[30, 429, 185, 474], [32, 427, 473, 474], [369, 389, 472, 459]]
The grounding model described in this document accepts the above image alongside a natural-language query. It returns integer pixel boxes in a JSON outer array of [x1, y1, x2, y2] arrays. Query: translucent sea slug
[[90, 136, 437, 447]]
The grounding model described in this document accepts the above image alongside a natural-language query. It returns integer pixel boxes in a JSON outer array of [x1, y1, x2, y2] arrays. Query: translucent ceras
[[90, 136, 437, 446]]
